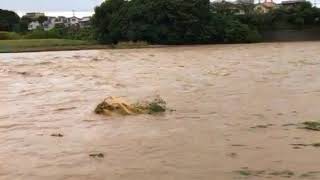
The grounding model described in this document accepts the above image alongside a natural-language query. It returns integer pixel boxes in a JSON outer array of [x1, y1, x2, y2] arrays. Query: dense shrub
[[224, 20, 252, 43], [246, 29, 262, 43], [93, 0, 215, 44], [23, 29, 60, 39], [65, 27, 95, 41], [22, 27, 95, 41], [112, 41, 149, 48], [0, 31, 21, 40]]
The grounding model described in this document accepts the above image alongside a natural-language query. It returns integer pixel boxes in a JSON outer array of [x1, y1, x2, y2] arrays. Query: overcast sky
[[0, 0, 104, 11], [0, 0, 318, 14]]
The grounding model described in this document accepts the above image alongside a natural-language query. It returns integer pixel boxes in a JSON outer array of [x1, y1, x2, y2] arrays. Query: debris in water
[[302, 121, 320, 131], [290, 143, 320, 148], [311, 143, 320, 147], [231, 144, 246, 147], [17, 71, 29, 75], [95, 96, 138, 116], [8, 70, 30, 76], [55, 107, 77, 111], [291, 143, 309, 147], [234, 168, 265, 177], [234, 168, 295, 178], [269, 170, 295, 178], [95, 96, 167, 116], [293, 146, 302, 149], [89, 153, 104, 158], [51, 133, 64, 137], [282, 123, 297, 127], [300, 171, 320, 178], [138, 97, 167, 114], [250, 124, 273, 129], [92, 57, 101, 61], [227, 152, 238, 158]]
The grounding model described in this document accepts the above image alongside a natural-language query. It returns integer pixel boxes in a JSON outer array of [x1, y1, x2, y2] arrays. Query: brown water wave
[[1, 42, 320, 180]]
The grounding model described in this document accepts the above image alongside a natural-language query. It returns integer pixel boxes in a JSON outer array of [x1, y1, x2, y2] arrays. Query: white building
[[79, 17, 91, 28], [43, 17, 56, 31], [54, 16, 68, 27], [68, 16, 80, 27], [28, 21, 41, 30], [24, 12, 45, 20], [27, 13, 92, 31]]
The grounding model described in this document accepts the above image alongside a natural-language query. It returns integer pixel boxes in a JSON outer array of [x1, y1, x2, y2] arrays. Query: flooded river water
[[1, 42, 320, 180]]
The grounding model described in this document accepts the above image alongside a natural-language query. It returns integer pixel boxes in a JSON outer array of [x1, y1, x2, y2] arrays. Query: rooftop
[[281, 0, 306, 4]]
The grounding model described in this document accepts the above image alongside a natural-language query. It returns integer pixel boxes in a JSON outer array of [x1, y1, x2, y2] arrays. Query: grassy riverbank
[[0, 39, 155, 53], [0, 39, 110, 53]]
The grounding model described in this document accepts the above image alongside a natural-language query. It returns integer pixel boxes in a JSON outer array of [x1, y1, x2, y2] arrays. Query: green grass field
[[0, 39, 109, 53]]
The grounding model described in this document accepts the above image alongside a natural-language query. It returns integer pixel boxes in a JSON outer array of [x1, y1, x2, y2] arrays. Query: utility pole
[[72, 10, 75, 17]]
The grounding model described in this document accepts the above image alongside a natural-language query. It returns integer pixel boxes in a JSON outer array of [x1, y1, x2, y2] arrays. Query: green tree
[[0, 9, 20, 31], [92, 0, 127, 43], [93, 0, 214, 44], [19, 16, 33, 32], [38, 16, 48, 25]]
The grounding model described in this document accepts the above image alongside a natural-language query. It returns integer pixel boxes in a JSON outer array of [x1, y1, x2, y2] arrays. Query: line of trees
[[1, 0, 320, 44], [236, 2, 320, 30], [92, 0, 320, 44]]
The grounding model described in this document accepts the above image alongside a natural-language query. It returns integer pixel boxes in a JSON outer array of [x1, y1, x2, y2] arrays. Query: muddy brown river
[[1, 42, 320, 180]]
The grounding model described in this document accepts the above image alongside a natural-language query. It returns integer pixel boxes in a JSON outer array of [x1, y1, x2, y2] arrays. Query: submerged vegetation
[[89, 153, 105, 158], [302, 121, 320, 131], [95, 96, 167, 116], [235, 168, 295, 178]]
